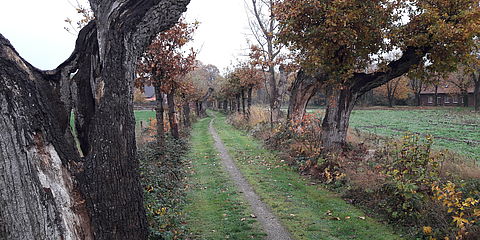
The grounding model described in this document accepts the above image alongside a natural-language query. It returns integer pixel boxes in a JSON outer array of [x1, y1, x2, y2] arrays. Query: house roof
[[420, 85, 474, 94]]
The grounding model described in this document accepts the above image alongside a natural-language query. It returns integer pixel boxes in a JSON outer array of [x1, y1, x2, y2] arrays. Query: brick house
[[420, 85, 475, 107]]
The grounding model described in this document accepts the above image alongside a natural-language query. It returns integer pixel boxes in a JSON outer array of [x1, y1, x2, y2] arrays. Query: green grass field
[[135, 110, 156, 123], [345, 108, 480, 161], [212, 111, 403, 240]]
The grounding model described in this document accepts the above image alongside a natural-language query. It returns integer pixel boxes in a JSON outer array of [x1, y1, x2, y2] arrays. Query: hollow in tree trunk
[[287, 70, 322, 123]]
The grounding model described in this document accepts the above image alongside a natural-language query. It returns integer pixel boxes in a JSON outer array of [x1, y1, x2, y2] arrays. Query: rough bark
[[0, 33, 92, 240], [321, 86, 356, 151], [167, 88, 179, 139], [287, 70, 323, 123], [1, 1, 190, 239]]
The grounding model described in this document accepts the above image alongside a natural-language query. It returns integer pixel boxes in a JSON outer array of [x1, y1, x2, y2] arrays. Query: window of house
[[453, 96, 458, 103], [445, 96, 450, 103], [428, 96, 433, 104]]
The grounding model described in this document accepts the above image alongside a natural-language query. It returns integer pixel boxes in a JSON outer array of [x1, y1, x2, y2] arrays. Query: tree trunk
[[195, 101, 200, 117], [154, 84, 165, 143], [268, 66, 282, 123], [236, 94, 241, 113], [463, 92, 469, 107], [434, 85, 439, 106], [287, 70, 322, 123], [1, 1, 190, 239], [320, 86, 356, 151], [388, 93, 394, 108], [241, 88, 247, 116], [198, 88, 213, 117], [474, 72, 479, 111], [167, 88, 179, 139], [415, 92, 421, 106], [183, 103, 191, 127], [0, 34, 93, 240], [247, 86, 253, 116]]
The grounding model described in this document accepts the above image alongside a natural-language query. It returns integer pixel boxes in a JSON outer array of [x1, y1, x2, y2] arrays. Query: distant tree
[[247, 0, 289, 125], [275, 0, 480, 151], [445, 67, 474, 107], [472, 43, 480, 111], [183, 61, 219, 118], [375, 76, 410, 107], [136, 19, 198, 140], [234, 62, 265, 117], [408, 76, 425, 106], [474, 66, 480, 111]]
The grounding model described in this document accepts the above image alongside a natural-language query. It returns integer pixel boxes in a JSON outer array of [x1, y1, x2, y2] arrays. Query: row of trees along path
[[1, 0, 480, 239]]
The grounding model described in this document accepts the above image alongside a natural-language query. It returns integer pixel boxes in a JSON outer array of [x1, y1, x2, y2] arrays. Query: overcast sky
[[0, 0, 252, 72]]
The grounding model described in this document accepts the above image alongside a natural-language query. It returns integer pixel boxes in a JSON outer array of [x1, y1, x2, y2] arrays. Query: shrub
[[139, 136, 189, 239], [379, 134, 480, 239]]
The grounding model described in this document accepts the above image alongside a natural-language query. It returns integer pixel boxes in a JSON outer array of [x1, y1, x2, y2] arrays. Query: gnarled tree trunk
[[1, 1, 190, 239], [287, 70, 322, 123], [319, 46, 428, 151], [320, 86, 356, 151], [0, 33, 93, 240]]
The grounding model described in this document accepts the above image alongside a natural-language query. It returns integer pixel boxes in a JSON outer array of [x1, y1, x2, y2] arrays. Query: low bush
[[138, 135, 190, 239]]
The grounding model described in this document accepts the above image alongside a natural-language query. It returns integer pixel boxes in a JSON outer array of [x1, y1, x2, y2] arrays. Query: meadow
[[345, 108, 480, 161]]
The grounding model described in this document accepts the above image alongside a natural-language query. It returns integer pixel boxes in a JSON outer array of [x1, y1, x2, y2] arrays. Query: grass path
[[184, 117, 265, 239], [210, 111, 403, 240], [209, 118, 292, 240]]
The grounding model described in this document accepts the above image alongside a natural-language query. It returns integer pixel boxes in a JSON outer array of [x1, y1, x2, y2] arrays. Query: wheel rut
[[208, 118, 292, 240]]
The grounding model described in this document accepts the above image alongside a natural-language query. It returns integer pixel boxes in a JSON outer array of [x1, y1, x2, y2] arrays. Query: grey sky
[[0, 0, 252, 71]]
